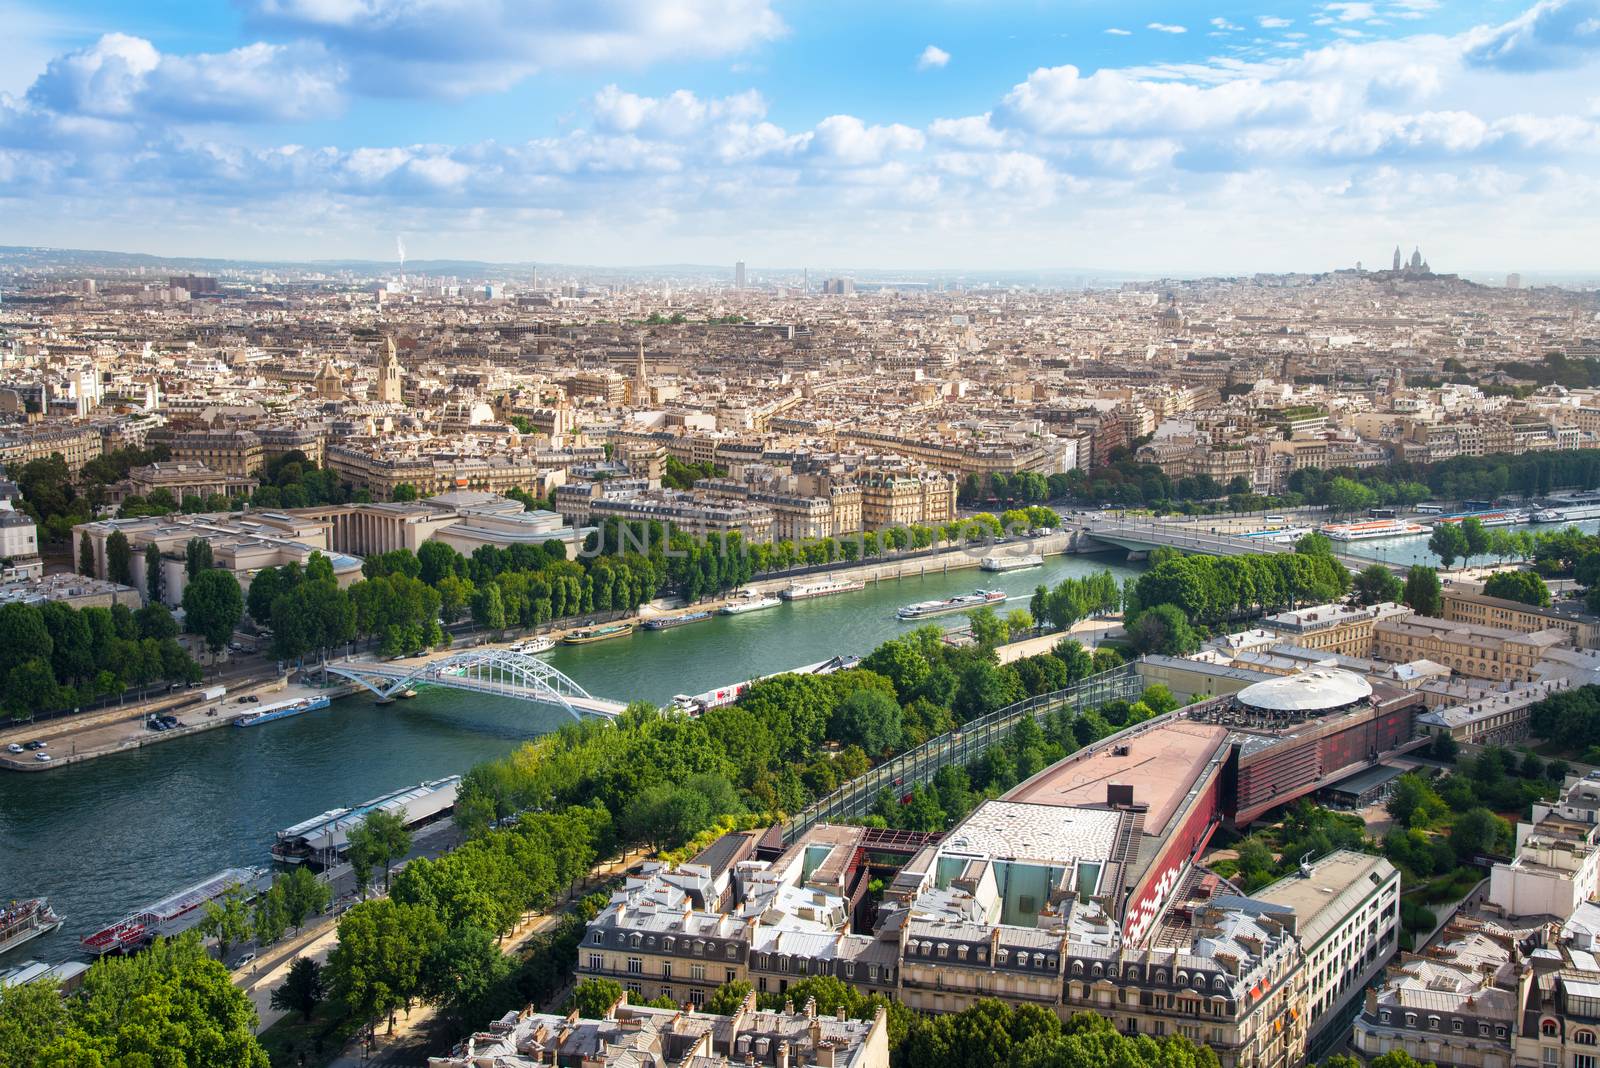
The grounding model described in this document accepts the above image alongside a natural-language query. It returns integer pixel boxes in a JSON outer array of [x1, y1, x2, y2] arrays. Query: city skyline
[[3, 0, 1599, 273]]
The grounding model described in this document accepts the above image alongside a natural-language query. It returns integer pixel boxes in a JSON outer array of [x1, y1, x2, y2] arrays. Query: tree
[[830, 688, 903, 756], [279, 866, 333, 931], [350, 808, 413, 891], [1451, 806, 1511, 861], [392, 482, 419, 502], [568, 977, 625, 1018], [327, 899, 443, 1034], [1127, 603, 1200, 656], [706, 979, 753, 1015], [78, 531, 95, 576], [1403, 565, 1443, 616], [472, 583, 507, 633], [270, 957, 326, 1022], [1429, 523, 1468, 570], [185, 536, 214, 578], [1353, 564, 1404, 606], [106, 530, 133, 585], [965, 605, 1008, 647], [254, 884, 288, 946], [1461, 517, 1491, 566], [1482, 570, 1552, 607], [21, 933, 269, 1066], [421, 926, 513, 1024], [1326, 476, 1378, 515], [623, 783, 713, 851], [198, 888, 254, 961], [183, 568, 244, 654], [145, 543, 163, 603]]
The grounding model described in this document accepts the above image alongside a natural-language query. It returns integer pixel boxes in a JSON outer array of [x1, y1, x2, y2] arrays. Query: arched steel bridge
[[324, 649, 626, 720]]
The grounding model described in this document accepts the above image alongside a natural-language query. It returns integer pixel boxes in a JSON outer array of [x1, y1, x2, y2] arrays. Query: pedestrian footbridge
[[324, 649, 626, 720]]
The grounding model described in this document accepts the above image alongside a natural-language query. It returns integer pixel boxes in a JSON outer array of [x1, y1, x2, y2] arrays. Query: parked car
[[24, 740, 47, 751], [5, 743, 23, 754], [34, 753, 51, 763]]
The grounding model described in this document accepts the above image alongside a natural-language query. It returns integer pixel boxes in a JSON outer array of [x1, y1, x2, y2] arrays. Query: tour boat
[[719, 590, 782, 615], [979, 554, 1044, 573], [562, 622, 635, 645], [779, 578, 867, 601], [897, 589, 1007, 620], [0, 898, 62, 958], [1317, 519, 1431, 542], [642, 610, 714, 631], [233, 695, 331, 727]]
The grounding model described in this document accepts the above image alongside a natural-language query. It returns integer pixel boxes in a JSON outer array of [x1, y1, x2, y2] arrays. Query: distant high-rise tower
[[1506, 273, 1523, 290], [1393, 246, 1402, 271], [634, 334, 648, 404], [735, 261, 746, 290], [376, 335, 405, 405]]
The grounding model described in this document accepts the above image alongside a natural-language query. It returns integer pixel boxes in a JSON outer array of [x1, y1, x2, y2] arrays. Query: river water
[[1339, 517, 1600, 568], [0, 552, 1141, 962]]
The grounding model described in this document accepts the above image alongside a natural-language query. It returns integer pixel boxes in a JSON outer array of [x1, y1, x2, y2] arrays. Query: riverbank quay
[[0, 675, 295, 773], [995, 615, 1123, 664]]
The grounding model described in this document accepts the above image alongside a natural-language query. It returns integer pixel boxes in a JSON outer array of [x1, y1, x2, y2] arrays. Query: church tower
[[312, 356, 344, 400], [376, 335, 404, 405], [1392, 246, 1402, 271]]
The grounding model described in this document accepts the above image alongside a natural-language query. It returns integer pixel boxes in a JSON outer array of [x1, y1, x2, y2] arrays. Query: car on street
[[234, 952, 256, 968], [24, 740, 47, 751], [5, 743, 23, 754], [34, 753, 51, 763]]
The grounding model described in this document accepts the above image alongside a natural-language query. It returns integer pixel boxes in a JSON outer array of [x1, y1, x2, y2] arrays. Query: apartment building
[[1372, 614, 1571, 682], [1442, 587, 1600, 652], [163, 428, 265, 477], [857, 470, 956, 529], [1253, 851, 1401, 1060], [1352, 919, 1520, 1068], [0, 424, 104, 473], [1258, 601, 1412, 657], [429, 995, 890, 1068], [1490, 772, 1600, 920]]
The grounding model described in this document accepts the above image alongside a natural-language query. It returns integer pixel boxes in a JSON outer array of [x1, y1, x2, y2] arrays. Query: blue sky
[[2, 0, 1598, 272]]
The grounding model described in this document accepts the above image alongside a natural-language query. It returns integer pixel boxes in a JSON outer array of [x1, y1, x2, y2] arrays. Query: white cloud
[[917, 44, 950, 70], [1211, 18, 1243, 32], [1259, 16, 1294, 28], [26, 33, 343, 122], [246, 0, 785, 97], [1148, 23, 1188, 34], [1321, 3, 1380, 21], [1463, 0, 1600, 71], [6, 0, 1600, 272], [1105, 27, 1133, 36]]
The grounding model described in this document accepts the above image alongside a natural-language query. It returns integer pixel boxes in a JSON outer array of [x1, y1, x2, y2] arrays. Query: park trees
[[1403, 565, 1443, 616], [347, 808, 413, 892], [829, 688, 903, 756], [1482, 570, 1552, 607], [198, 888, 254, 961], [185, 536, 214, 577], [106, 530, 133, 586], [1429, 523, 1468, 570], [327, 898, 443, 1034], [144, 543, 163, 602], [568, 977, 625, 1018], [1, 934, 269, 1066], [270, 957, 325, 1023], [182, 568, 243, 655], [1353, 564, 1404, 606]]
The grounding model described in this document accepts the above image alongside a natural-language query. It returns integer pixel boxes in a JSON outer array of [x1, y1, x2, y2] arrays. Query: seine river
[[0, 551, 1141, 963]]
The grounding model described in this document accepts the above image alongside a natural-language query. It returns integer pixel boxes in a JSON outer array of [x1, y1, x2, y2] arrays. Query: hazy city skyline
[[2, 1, 1598, 273]]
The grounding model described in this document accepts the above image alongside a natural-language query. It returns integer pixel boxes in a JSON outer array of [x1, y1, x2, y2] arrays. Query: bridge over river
[[324, 648, 627, 719], [1079, 518, 1405, 574]]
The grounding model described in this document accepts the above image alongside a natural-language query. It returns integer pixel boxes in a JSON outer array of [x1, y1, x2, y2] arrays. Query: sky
[[2, 0, 1599, 274]]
